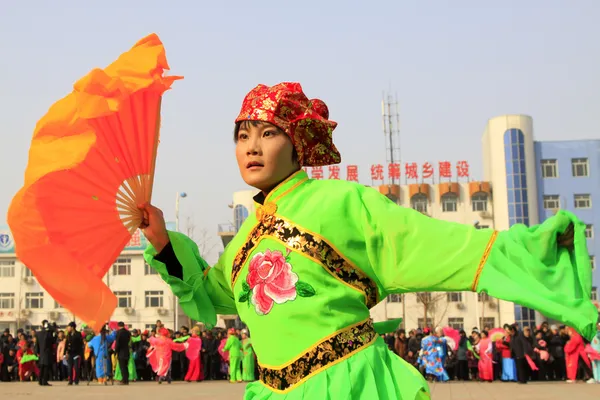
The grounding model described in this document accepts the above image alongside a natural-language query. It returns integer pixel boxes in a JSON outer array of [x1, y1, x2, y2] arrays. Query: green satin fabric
[[478, 210, 597, 340]]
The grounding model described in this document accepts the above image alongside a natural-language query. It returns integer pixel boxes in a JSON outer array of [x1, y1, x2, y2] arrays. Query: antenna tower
[[381, 92, 401, 184]]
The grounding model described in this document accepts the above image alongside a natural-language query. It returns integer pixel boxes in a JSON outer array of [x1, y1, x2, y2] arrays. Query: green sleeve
[[131, 336, 141, 343], [359, 186, 494, 294], [144, 230, 237, 328], [476, 210, 597, 341], [223, 336, 233, 351]]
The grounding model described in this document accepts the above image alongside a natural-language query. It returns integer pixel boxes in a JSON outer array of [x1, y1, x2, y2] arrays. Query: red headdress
[[158, 327, 169, 337], [235, 82, 340, 167]]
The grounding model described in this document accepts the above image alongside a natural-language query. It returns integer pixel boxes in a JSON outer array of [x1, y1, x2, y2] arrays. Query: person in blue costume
[[87, 324, 117, 384]]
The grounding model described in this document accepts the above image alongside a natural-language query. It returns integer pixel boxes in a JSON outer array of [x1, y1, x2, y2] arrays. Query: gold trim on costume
[[231, 213, 379, 309], [257, 318, 377, 393], [471, 230, 498, 291]]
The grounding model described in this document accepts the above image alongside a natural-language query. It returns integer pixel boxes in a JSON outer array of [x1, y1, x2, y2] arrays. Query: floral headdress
[[235, 82, 340, 167]]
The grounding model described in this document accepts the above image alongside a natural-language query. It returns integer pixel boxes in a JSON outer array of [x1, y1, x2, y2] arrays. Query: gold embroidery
[[471, 230, 499, 291], [258, 319, 377, 392], [231, 214, 379, 309]]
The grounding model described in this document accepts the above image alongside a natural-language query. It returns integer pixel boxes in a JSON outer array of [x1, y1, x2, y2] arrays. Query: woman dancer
[[141, 82, 597, 399]]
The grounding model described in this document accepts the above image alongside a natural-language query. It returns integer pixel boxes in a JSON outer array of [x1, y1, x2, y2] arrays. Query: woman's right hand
[[138, 203, 170, 253]]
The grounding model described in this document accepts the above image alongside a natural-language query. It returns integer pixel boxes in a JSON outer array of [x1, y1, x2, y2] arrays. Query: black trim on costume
[[155, 242, 183, 280]]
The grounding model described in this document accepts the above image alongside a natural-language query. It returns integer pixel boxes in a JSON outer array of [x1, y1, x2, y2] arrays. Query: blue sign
[[0, 226, 15, 254]]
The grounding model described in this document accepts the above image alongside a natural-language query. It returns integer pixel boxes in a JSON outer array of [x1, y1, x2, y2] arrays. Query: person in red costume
[[184, 327, 203, 382], [16, 341, 39, 382], [564, 327, 593, 383]]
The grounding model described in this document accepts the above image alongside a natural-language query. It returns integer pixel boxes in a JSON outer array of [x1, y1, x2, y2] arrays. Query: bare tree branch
[[415, 292, 450, 328], [186, 218, 218, 260]]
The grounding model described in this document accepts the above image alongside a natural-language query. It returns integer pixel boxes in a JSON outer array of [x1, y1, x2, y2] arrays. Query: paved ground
[[0, 380, 598, 399]]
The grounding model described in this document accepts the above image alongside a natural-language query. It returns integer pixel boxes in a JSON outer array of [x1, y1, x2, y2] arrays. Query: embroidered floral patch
[[238, 249, 315, 315]]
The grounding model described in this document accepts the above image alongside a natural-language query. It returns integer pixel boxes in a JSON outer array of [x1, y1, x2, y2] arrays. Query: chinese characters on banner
[[304, 161, 470, 183], [126, 230, 142, 247]]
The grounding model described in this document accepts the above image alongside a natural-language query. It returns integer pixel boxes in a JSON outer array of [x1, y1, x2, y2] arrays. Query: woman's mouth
[[246, 161, 264, 170]]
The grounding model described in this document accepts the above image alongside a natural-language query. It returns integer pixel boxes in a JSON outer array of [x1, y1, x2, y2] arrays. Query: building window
[[24, 267, 34, 277], [0, 293, 15, 309], [478, 292, 491, 302], [387, 294, 402, 303], [480, 317, 496, 330], [472, 192, 488, 212], [0, 260, 15, 277], [416, 292, 432, 303], [447, 292, 463, 302], [417, 318, 433, 329], [144, 263, 158, 275], [448, 317, 464, 330], [504, 129, 530, 227], [411, 194, 428, 213], [145, 291, 164, 308], [112, 258, 132, 275], [574, 194, 592, 209], [25, 292, 44, 309], [54, 301, 62, 309], [541, 159, 558, 178], [571, 158, 589, 177], [441, 193, 458, 212], [234, 205, 250, 232], [585, 224, 594, 239], [114, 291, 132, 308], [592, 287, 598, 301], [514, 304, 536, 329], [591, 256, 596, 270], [543, 195, 560, 210], [145, 324, 155, 330]]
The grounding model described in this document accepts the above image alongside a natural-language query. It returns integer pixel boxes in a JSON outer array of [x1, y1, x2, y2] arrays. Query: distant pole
[[174, 192, 187, 331]]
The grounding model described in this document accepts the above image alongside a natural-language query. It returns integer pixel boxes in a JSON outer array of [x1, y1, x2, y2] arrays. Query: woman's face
[[235, 122, 299, 192]]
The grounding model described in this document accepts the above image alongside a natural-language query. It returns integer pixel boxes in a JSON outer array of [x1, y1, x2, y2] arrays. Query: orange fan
[[7, 33, 182, 331]]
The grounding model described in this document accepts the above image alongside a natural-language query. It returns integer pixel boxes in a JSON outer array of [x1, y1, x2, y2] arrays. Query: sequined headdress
[[235, 82, 340, 167]]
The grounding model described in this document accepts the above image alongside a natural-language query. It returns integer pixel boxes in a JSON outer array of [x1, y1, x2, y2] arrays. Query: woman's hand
[[138, 203, 170, 253], [557, 222, 574, 250]]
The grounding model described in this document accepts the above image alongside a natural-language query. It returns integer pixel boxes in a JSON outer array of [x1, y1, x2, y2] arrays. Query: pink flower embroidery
[[245, 250, 299, 315], [238, 249, 315, 315]]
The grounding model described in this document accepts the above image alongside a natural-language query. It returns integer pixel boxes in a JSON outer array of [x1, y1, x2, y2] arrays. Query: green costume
[[242, 338, 256, 381], [145, 170, 596, 399], [224, 334, 243, 383]]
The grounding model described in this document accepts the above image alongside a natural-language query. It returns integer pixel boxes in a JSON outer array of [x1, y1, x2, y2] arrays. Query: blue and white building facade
[[535, 139, 599, 300], [483, 115, 599, 327]]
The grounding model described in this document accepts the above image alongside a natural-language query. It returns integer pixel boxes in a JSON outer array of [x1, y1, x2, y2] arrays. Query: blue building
[[535, 139, 600, 302]]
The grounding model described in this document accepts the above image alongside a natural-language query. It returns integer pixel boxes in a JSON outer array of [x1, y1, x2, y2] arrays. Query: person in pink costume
[[184, 327, 203, 382], [476, 331, 493, 382], [147, 328, 187, 384]]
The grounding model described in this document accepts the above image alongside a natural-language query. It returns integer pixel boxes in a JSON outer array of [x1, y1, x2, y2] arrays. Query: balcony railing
[[218, 224, 236, 234]]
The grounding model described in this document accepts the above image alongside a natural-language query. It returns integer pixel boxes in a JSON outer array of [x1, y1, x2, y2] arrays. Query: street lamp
[[174, 192, 187, 330]]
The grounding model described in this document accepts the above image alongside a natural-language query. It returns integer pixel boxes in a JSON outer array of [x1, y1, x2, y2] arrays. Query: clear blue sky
[[1, 1, 599, 263]]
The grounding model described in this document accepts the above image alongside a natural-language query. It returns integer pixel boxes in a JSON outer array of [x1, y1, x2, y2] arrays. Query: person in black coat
[[65, 322, 84, 385], [510, 324, 534, 384], [35, 320, 55, 386], [114, 322, 131, 385]]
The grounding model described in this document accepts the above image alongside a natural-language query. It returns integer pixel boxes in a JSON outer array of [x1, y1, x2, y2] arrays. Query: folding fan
[[488, 327, 505, 342], [7, 33, 182, 332]]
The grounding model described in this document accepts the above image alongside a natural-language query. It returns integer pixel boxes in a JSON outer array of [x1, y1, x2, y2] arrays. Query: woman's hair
[[234, 120, 299, 164]]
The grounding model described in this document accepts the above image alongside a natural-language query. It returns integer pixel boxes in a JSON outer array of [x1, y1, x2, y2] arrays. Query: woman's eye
[[238, 133, 248, 140], [264, 130, 277, 137]]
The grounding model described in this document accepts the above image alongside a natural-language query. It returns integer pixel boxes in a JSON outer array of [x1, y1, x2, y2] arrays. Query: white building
[[481, 114, 545, 328], [0, 228, 186, 333]]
